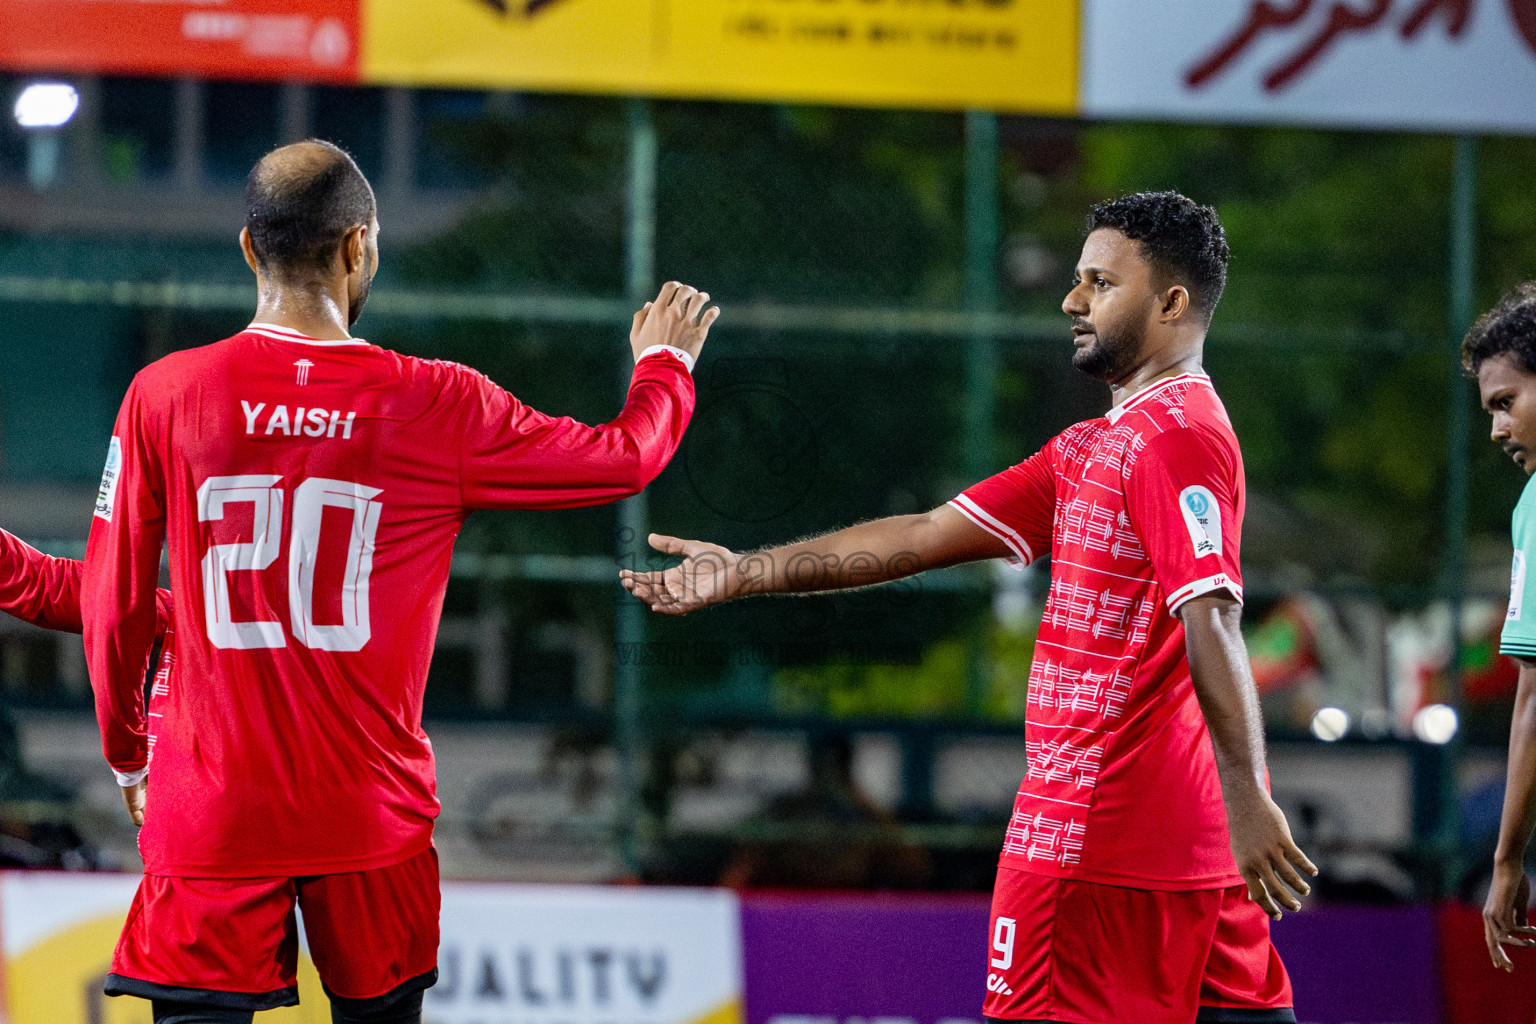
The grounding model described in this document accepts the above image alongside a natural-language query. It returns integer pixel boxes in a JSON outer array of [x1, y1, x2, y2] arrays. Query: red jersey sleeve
[[1123, 426, 1244, 614], [947, 445, 1056, 567], [0, 530, 84, 632], [456, 351, 695, 510], [0, 531, 172, 637], [82, 377, 168, 784]]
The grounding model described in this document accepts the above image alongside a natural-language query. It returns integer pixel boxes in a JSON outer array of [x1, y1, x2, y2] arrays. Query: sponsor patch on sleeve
[[94, 436, 122, 522], [1511, 550, 1527, 622], [1178, 484, 1222, 559]]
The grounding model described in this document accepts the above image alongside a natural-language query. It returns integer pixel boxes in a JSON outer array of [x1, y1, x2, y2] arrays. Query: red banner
[[0, 1, 361, 83]]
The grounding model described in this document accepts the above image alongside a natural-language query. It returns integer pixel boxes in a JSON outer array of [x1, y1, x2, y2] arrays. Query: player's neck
[[1107, 352, 1205, 410], [251, 287, 353, 341]]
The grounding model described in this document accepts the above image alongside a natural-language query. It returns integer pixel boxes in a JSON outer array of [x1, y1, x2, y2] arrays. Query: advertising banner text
[[0, 1, 360, 82]]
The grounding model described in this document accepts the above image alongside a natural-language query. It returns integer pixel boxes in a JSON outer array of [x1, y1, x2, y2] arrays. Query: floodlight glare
[[1310, 706, 1349, 742], [1412, 703, 1458, 745], [14, 83, 79, 129]]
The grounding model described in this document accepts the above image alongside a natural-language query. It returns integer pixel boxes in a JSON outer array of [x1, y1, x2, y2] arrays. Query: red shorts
[[984, 865, 1294, 1024], [106, 846, 439, 1011]]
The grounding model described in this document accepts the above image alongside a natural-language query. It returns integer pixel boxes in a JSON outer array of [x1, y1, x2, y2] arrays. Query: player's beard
[[347, 273, 372, 328], [1071, 315, 1143, 382]]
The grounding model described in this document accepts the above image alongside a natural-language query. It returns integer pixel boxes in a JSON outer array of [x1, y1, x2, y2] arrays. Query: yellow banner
[[2, 874, 329, 1024], [362, 0, 1077, 113]]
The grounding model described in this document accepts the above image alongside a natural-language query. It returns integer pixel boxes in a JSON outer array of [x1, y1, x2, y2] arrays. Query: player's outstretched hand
[[121, 777, 146, 827], [1484, 859, 1536, 971], [620, 533, 739, 615], [629, 282, 719, 365], [1227, 786, 1318, 921]]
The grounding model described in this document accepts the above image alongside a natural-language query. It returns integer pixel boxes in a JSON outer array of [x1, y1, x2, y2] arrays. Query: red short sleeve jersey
[[951, 373, 1246, 890], [83, 325, 694, 877]]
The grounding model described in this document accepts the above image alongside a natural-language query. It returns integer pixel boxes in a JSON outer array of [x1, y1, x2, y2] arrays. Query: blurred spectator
[[720, 733, 932, 890]]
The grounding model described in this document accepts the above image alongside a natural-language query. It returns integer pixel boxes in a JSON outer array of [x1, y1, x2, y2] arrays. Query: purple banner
[[740, 893, 1441, 1024], [1273, 905, 1440, 1024], [741, 892, 991, 1024]]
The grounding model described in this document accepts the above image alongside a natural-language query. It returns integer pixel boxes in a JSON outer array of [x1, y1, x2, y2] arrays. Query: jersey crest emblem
[[294, 359, 315, 386]]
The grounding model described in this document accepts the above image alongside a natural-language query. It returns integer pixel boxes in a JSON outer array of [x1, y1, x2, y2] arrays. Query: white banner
[[426, 884, 743, 1024], [1083, 0, 1536, 134]]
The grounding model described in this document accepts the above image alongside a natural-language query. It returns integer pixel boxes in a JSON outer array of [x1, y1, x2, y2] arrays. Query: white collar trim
[[1105, 372, 1210, 424], [246, 322, 369, 347]]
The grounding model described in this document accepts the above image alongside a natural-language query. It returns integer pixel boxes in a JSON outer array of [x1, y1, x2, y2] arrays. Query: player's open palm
[[1484, 859, 1536, 970], [630, 281, 720, 364], [620, 533, 739, 615], [1227, 787, 1317, 921]]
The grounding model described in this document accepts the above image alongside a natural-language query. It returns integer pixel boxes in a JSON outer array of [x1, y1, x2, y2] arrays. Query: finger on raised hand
[[667, 284, 697, 316], [631, 302, 653, 337], [696, 305, 721, 336], [682, 290, 710, 323], [654, 281, 681, 309]]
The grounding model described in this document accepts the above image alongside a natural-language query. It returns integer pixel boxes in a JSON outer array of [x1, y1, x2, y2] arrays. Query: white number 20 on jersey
[[197, 475, 383, 652]]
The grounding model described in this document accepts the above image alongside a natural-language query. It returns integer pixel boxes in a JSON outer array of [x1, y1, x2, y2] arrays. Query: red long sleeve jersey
[[0, 525, 171, 644], [83, 325, 695, 877], [0, 529, 92, 633]]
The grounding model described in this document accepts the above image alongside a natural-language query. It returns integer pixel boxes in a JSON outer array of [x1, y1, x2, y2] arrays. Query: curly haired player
[[1462, 284, 1536, 974], [623, 192, 1314, 1024]]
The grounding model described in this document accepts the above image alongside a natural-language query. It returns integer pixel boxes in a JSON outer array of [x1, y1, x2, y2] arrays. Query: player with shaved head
[[624, 192, 1314, 1024], [83, 140, 718, 1024]]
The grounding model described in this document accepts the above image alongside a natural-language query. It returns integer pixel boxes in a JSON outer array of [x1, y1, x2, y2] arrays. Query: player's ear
[[1160, 285, 1190, 323], [342, 223, 368, 277], [239, 228, 261, 276]]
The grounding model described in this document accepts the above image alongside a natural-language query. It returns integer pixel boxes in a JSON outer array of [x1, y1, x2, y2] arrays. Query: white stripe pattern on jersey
[[948, 494, 1035, 565]]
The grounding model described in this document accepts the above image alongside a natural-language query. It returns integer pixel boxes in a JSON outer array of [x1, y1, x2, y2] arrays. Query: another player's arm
[[1182, 594, 1318, 921], [621, 505, 1010, 614], [0, 529, 173, 635], [1484, 658, 1536, 971], [0, 529, 85, 632], [460, 282, 718, 511]]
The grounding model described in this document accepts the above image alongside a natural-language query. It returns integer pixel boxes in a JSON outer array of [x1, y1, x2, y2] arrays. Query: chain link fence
[[2, 79, 1534, 895]]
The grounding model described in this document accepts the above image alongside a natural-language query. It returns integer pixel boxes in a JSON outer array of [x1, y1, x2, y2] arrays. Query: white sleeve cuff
[[637, 345, 695, 375], [113, 767, 148, 788], [947, 495, 1034, 568], [1167, 573, 1243, 615]]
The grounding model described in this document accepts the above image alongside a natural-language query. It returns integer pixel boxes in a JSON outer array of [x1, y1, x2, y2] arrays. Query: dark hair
[[1086, 191, 1231, 322], [245, 140, 376, 277], [1462, 283, 1536, 375]]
